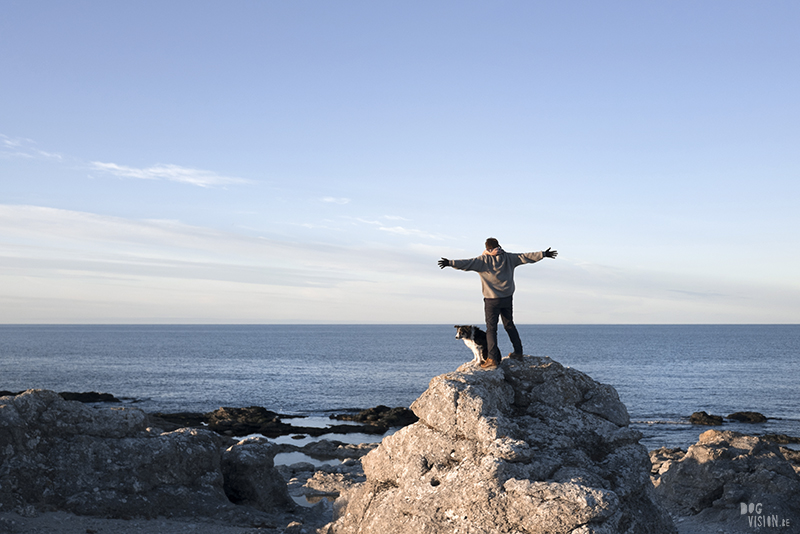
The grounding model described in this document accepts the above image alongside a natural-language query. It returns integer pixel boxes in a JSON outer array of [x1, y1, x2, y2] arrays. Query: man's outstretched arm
[[543, 247, 558, 258], [439, 256, 489, 271], [513, 248, 558, 265]]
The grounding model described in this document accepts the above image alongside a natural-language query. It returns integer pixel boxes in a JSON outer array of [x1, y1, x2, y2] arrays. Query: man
[[438, 238, 558, 369]]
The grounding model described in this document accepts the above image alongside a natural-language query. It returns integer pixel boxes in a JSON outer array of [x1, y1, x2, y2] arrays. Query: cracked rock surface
[[322, 356, 675, 534]]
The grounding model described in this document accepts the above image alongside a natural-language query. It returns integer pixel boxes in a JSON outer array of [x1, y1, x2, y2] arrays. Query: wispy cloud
[[321, 197, 350, 204], [0, 204, 371, 285], [355, 217, 382, 226], [378, 226, 445, 240], [667, 289, 733, 299], [348, 216, 447, 240], [89, 162, 250, 188], [0, 134, 62, 160], [2, 133, 248, 189]]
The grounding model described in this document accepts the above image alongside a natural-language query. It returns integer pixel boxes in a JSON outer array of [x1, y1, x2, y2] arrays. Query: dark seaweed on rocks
[[1, 390, 121, 403], [331, 405, 418, 430], [727, 410, 768, 423], [763, 433, 800, 444], [58, 391, 122, 403], [689, 411, 724, 425], [150, 411, 209, 429], [149, 405, 417, 438]]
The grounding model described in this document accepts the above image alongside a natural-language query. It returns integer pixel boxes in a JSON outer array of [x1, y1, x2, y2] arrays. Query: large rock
[[653, 429, 800, 532], [221, 436, 294, 512], [0, 389, 292, 521], [323, 356, 675, 534]]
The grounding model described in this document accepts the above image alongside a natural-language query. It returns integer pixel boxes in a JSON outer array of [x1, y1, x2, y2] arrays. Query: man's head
[[485, 237, 500, 251]]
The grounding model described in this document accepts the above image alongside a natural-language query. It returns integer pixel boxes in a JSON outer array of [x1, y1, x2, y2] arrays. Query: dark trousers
[[484, 296, 523, 362]]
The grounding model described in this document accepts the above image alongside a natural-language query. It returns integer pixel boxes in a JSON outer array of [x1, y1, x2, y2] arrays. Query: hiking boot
[[508, 352, 524, 361], [480, 359, 499, 370]]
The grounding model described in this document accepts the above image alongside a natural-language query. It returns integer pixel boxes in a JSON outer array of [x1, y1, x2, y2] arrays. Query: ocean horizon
[[2, 324, 798, 451]]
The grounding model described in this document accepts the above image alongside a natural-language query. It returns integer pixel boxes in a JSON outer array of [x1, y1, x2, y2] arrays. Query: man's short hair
[[485, 237, 500, 250]]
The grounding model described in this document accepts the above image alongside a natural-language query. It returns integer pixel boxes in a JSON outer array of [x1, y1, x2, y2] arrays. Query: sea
[[1, 324, 798, 452]]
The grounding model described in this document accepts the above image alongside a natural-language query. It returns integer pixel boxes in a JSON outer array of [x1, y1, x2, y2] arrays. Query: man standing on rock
[[438, 238, 557, 370]]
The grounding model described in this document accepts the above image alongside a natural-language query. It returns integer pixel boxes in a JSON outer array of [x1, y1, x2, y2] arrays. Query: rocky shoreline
[[3, 360, 800, 534], [0, 390, 418, 440], [4, 389, 794, 445]]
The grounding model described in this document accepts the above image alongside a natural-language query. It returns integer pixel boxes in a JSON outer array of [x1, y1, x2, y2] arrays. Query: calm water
[[1, 324, 798, 450]]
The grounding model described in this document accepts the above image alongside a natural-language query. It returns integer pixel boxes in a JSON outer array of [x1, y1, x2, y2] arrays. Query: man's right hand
[[438, 258, 450, 269], [543, 247, 558, 259]]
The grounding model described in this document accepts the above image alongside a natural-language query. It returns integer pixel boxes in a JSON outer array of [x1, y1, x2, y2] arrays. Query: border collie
[[454, 325, 488, 365]]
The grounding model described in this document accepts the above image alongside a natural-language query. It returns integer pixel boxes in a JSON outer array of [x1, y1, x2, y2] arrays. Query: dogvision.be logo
[[740, 502, 792, 528]]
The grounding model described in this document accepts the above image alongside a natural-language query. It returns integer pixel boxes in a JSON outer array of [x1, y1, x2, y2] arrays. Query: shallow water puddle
[[273, 451, 341, 468], [290, 493, 335, 508]]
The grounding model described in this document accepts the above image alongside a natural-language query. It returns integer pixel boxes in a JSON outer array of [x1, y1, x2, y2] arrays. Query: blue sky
[[1, 1, 798, 323]]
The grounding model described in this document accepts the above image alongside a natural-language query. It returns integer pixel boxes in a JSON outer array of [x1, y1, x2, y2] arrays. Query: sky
[[1, 1, 798, 324]]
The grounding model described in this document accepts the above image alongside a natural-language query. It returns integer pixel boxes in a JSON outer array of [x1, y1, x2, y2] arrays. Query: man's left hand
[[544, 248, 558, 259]]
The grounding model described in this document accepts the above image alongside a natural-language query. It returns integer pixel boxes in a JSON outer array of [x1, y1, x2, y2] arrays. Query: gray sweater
[[450, 250, 544, 298]]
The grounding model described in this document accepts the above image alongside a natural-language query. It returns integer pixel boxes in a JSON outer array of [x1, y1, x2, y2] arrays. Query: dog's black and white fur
[[454, 325, 488, 365]]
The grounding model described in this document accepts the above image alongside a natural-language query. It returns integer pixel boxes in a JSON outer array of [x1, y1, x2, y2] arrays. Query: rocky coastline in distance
[[3, 357, 800, 534]]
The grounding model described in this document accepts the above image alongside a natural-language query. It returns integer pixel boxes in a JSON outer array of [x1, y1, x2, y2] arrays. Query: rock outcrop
[[688, 411, 769, 427], [762, 433, 800, 445], [221, 436, 294, 512], [649, 447, 685, 480], [323, 356, 675, 534], [330, 405, 418, 433], [653, 429, 800, 532], [0, 391, 122, 404], [726, 411, 767, 423], [689, 411, 724, 426], [0, 389, 295, 525], [151, 404, 415, 438], [272, 440, 377, 507]]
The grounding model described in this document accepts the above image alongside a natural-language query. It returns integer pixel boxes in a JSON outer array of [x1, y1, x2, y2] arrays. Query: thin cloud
[[355, 217, 382, 226], [379, 226, 444, 240], [667, 289, 733, 299], [0, 134, 62, 160], [0, 204, 374, 285], [89, 162, 250, 188], [321, 197, 350, 204], [348, 216, 447, 240], [1, 135, 25, 148], [2, 133, 246, 187]]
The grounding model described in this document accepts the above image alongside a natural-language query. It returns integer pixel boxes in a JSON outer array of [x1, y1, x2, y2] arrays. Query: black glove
[[438, 258, 450, 269], [543, 247, 558, 259]]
